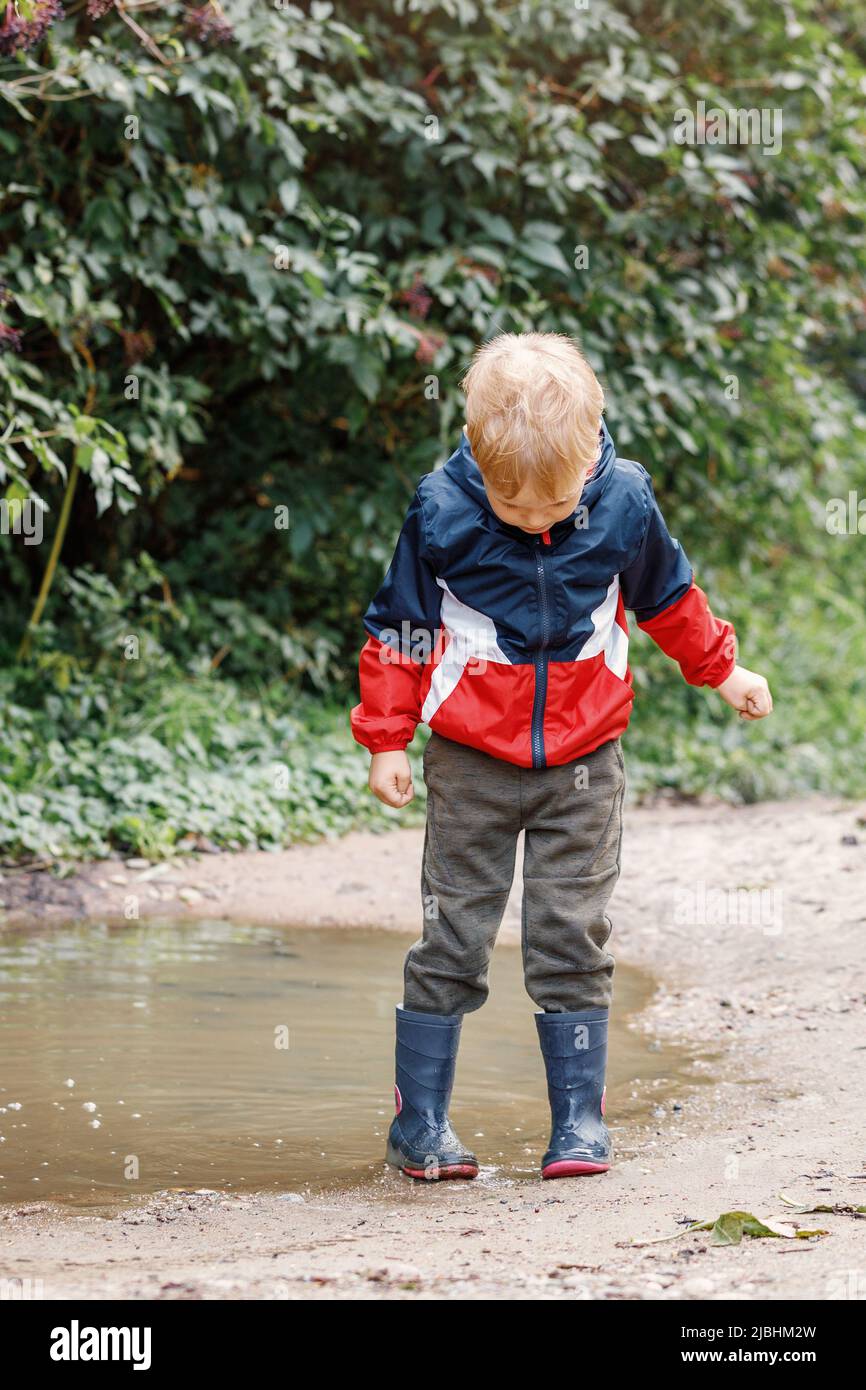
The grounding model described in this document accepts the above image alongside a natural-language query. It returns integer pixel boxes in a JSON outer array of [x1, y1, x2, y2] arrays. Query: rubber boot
[[536, 1008, 611, 1179], [385, 1006, 478, 1180]]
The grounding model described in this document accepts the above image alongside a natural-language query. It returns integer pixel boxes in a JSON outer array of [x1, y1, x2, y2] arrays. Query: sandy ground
[[1, 795, 865, 1301]]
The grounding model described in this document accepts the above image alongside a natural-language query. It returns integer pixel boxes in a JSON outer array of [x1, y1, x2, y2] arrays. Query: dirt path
[[2, 796, 865, 1300]]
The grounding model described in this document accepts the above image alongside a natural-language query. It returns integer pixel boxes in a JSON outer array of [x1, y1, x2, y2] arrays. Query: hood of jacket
[[441, 419, 618, 540]]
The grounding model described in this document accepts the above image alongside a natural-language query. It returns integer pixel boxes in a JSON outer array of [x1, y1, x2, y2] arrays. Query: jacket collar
[[442, 420, 617, 544]]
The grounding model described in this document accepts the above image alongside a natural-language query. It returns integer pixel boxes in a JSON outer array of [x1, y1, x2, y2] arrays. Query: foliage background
[[1, 0, 865, 860]]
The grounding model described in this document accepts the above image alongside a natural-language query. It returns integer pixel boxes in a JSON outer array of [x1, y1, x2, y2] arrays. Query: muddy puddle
[[0, 920, 712, 1205]]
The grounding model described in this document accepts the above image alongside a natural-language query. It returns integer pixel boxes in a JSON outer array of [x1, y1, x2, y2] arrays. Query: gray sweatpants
[[404, 732, 626, 1016]]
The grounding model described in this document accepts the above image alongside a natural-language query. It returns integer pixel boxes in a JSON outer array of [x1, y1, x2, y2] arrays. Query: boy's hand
[[715, 665, 773, 721], [369, 750, 414, 807]]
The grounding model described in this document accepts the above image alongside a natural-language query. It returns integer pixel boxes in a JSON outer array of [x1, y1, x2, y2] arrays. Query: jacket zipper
[[531, 534, 551, 768]]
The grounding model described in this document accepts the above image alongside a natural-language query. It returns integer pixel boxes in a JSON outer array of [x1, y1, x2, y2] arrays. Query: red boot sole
[[401, 1163, 478, 1181], [542, 1159, 610, 1179]]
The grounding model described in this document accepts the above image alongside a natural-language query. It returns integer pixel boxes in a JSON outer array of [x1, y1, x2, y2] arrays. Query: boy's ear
[[584, 434, 603, 478]]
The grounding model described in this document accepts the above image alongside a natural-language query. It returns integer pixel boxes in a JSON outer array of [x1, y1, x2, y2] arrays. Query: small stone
[[682, 1276, 715, 1296]]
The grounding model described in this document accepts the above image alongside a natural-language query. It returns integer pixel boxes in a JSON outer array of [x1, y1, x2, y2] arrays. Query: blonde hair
[[460, 332, 605, 500]]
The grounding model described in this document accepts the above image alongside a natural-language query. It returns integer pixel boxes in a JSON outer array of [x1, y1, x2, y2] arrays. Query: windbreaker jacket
[[350, 423, 736, 769]]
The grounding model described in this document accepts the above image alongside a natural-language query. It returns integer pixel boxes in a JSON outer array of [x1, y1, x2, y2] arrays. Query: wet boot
[[536, 1008, 611, 1179], [385, 1005, 478, 1181]]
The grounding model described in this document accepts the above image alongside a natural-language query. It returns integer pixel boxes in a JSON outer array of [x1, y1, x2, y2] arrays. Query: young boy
[[350, 333, 772, 1181]]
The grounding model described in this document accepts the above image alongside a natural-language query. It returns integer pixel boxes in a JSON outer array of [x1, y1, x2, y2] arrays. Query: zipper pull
[[541, 529, 551, 546]]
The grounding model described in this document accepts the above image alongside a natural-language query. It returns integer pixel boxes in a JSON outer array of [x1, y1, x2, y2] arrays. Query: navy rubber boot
[[386, 1006, 478, 1181], [536, 1008, 611, 1179]]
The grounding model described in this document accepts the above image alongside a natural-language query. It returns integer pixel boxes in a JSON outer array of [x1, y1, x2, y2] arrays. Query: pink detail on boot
[[394, 1084, 402, 1115], [601, 1085, 606, 1117], [401, 1162, 478, 1181], [542, 1158, 610, 1179]]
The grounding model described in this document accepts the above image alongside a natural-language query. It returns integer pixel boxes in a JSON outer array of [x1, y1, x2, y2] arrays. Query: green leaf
[[519, 238, 571, 275]]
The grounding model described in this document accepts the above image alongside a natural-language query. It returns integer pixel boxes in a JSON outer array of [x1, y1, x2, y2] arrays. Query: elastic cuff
[[705, 655, 737, 689]]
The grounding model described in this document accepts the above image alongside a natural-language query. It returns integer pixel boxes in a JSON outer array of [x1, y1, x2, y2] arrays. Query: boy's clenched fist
[[716, 664, 773, 720], [369, 750, 415, 807]]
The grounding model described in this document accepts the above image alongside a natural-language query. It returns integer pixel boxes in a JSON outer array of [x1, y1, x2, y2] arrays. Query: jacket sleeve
[[620, 475, 737, 688], [349, 490, 443, 754]]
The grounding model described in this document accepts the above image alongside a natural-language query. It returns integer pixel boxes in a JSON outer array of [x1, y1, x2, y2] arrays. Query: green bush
[[0, 669, 427, 860], [1, 0, 865, 859]]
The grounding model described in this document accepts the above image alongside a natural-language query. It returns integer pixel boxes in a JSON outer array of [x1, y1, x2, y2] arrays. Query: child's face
[[484, 472, 588, 535]]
